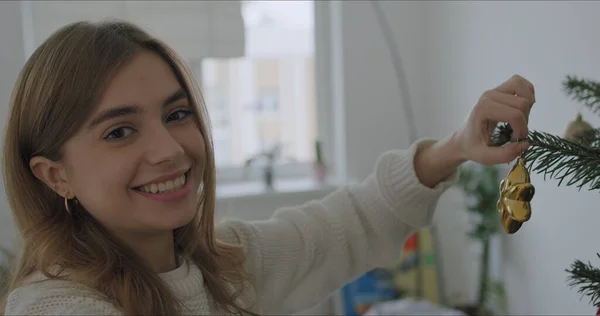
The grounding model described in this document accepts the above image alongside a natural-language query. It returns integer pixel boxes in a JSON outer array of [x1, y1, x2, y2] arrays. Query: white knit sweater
[[4, 139, 459, 315]]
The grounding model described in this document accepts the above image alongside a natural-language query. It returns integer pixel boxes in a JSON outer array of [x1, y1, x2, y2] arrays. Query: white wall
[[333, 1, 427, 182], [0, 1, 25, 254]]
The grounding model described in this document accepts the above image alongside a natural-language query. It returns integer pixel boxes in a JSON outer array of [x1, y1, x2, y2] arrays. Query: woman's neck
[[117, 230, 178, 273]]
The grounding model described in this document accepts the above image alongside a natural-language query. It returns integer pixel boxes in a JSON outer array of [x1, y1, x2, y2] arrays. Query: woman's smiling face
[[57, 50, 206, 236]]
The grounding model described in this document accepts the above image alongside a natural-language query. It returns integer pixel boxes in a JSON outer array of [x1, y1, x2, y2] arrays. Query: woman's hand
[[453, 74, 535, 165], [414, 75, 535, 188]]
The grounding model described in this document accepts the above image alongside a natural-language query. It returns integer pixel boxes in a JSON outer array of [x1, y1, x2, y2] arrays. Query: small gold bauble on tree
[[496, 151, 535, 234], [563, 113, 594, 143]]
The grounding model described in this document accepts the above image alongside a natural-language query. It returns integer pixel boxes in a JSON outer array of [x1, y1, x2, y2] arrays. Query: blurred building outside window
[[197, 0, 318, 184]]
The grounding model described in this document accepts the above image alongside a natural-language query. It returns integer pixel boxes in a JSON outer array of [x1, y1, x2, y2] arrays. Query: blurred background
[[1, 1, 600, 315]]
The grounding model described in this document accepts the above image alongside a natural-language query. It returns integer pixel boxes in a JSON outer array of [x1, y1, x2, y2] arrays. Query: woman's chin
[[157, 208, 197, 230], [130, 204, 198, 232]]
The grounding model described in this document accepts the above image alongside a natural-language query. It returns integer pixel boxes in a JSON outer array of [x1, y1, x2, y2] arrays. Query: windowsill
[[216, 177, 339, 202]]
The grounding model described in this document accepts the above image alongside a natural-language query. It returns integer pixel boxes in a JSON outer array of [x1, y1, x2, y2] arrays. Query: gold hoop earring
[[64, 196, 71, 215]]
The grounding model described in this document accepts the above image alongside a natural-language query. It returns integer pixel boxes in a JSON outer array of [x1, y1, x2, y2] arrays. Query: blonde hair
[[1, 20, 254, 315]]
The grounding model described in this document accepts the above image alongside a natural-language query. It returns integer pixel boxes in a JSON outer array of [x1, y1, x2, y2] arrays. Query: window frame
[[196, 1, 333, 186]]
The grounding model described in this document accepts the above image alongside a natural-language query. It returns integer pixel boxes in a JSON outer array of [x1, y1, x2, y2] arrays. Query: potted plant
[[314, 140, 327, 184], [243, 143, 296, 190], [453, 163, 508, 316]]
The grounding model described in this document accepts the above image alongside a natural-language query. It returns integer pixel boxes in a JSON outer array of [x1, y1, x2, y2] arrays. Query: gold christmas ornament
[[497, 152, 535, 234], [500, 210, 522, 234], [563, 113, 594, 143]]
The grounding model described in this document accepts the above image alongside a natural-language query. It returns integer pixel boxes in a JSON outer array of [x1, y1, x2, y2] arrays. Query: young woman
[[1, 20, 534, 315]]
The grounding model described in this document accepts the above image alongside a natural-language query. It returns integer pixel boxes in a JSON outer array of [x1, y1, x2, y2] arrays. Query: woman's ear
[[29, 156, 72, 198]]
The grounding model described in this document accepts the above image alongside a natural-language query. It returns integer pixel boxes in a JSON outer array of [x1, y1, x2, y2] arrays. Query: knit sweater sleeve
[[215, 138, 460, 314], [4, 279, 123, 315]]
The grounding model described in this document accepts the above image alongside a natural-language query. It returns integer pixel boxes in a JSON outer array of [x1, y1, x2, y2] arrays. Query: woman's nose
[[144, 125, 185, 166]]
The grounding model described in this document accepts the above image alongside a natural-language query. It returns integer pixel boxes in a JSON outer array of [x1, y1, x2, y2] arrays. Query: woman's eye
[[105, 127, 135, 140], [166, 109, 192, 123]]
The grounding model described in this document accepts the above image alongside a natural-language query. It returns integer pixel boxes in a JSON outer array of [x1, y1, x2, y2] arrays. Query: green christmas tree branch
[[563, 75, 600, 114], [566, 254, 600, 307], [526, 131, 600, 190], [492, 123, 600, 191]]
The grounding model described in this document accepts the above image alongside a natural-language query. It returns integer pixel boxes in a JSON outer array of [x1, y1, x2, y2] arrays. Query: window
[[256, 88, 280, 116], [199, 61, 233, 166], [197, 0, 317, 181]]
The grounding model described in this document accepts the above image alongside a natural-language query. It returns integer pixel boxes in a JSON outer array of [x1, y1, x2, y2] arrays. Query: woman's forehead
[[94, 51, 184, 114]]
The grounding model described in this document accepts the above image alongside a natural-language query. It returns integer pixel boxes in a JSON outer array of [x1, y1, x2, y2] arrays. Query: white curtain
[[27, 0, 245, 59]]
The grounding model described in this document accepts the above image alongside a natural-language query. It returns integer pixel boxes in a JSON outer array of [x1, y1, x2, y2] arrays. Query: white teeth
[[140, 174, 186, 194]]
